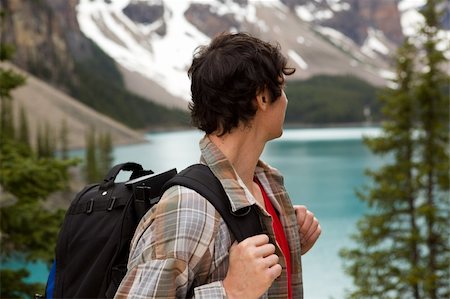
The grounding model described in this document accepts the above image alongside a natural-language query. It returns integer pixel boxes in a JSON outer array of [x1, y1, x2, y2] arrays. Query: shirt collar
[[199, 135, 257, 212], [199, 135, 285, 214]]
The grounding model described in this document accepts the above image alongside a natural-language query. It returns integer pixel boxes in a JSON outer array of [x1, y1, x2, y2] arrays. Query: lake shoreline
[[141, 122, 382, 135]]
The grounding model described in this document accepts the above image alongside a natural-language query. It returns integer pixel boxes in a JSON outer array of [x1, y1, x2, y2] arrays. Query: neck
[[208, 127, 266, 190]]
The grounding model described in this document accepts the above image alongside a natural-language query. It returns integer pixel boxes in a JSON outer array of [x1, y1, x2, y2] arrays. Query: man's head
[[188, 32, 295, 136]]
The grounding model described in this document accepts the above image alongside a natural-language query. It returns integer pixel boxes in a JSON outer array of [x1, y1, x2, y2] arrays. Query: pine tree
[[18, 105, 31, 151], [341, 38, 422, 299], [98, 131, 113, 177], [0, 94, 15, 139], [43, 122, 56, 158], [36, 123, 44, 158], [340, 1, 450, 298], [36, 122, 56, 158], [0, 7, 24, 141], [414, 1, 449, 297], [0, 136, 77, 297], [85, 127, 99, 183], [84, 129, 114, 182], [60, 118, 69, 160]]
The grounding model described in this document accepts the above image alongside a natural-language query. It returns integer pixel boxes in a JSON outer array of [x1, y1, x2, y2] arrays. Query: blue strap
[[45, 260, 56, 298]]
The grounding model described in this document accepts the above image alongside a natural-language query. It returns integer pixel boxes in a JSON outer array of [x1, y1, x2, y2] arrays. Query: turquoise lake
[[8, 127, 385, 299]]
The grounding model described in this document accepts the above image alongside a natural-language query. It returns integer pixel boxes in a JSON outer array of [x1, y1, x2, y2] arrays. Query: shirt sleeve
[[114, 186, 227, 298]]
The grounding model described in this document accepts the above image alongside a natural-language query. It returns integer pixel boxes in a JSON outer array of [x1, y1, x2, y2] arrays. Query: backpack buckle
[[107, 197, 117, 211], [231, 205, 252, 217], [86, 198, 94, 214]]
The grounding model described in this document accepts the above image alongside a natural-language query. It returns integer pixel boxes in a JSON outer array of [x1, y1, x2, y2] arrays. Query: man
[[115, 32, 321, 299]]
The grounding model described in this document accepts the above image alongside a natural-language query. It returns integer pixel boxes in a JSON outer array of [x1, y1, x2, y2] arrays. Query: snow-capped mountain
[[75, 0, 449, 105]]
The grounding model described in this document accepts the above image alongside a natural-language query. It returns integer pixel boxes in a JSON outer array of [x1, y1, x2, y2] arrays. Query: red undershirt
[[255, 179, 292, 299]]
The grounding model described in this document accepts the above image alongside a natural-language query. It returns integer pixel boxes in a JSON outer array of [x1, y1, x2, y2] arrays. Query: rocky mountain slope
[[2, 0, 189, 142], [76, 0, 400, 103], [2, 0, 448, 134], [76, 0, 449, 105], [5, 62, 146, 149]]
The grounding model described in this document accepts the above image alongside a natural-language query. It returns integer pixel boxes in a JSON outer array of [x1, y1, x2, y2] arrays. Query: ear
[[255, 88, 269, 112]]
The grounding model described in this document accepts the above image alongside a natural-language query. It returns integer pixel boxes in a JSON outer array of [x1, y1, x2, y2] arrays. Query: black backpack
[[45, 162, 262, 298]]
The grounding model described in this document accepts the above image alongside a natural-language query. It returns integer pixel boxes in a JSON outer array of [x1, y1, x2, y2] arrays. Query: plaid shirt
[[115, 136, 303, 298]]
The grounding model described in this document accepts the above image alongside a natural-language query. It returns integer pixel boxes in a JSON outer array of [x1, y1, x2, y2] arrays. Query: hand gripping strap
[[161, 164, 263, 242]]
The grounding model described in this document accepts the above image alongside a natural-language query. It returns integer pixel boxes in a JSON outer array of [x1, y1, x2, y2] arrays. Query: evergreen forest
[[285, 75, 381, 125], [340, 0, 449, 298]]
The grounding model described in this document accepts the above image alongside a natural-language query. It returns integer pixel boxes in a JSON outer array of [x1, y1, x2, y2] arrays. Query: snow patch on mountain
[[361, 28, 390, 58], [78, 0, 210, 101], [294, 0, 349, 22], [328, 1, 350, 12], [295, 5, 334, 22], [288, 50, 308, 70], [210, 0, 255, 23], [315, 26, 357, 52]]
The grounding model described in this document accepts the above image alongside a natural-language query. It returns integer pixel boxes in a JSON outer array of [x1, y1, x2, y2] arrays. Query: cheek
[[282, 97, 288, 114]]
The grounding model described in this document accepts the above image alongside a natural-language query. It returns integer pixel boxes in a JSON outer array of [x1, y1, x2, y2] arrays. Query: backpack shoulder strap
[[161, 164, 263, 242]]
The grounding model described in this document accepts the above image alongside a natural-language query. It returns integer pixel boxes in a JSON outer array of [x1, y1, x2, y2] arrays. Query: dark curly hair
[[188, 32, 295, 136]]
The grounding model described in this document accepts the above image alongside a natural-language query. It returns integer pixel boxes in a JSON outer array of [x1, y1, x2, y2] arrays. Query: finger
[[301, 225, 321, 255], [263, 254, 279, 268], [254, 243, 276, 257], [294, 205, 307, 227], [310, 224, 321, 243], [241, 234, 269, 246], [301, 241, 313, 255], [299, 211, 314, 237], [303, 217, 319, 243], [267, 263, 282, 281]]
